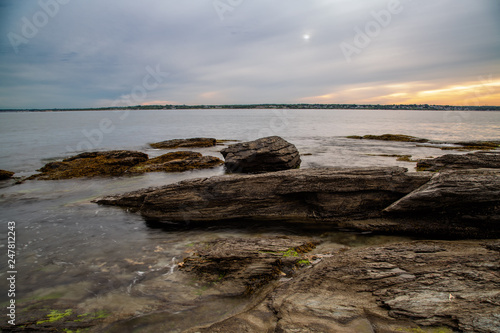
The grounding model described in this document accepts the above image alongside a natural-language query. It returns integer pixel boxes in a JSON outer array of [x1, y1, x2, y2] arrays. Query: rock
[[347, 134, 429, 143], [417, 151, 500, 171], [149, 138, 216, 149], [127, 151, 223, 173], [95, 167, 431, 222], [180, 236, 318, 295], [185, 240, 500, 333], [385, 169, 500, 214], [220, 136, 301, 173], [0, 169, 15, 180], [30, 150, 149, 180], [30, 150, 222, 180]]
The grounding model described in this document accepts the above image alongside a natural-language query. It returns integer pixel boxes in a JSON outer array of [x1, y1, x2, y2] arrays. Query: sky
[[0, 0, 499, 109]]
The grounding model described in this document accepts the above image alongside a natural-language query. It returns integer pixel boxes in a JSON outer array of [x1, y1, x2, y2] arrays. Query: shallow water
[[0, 109, 498, 331]]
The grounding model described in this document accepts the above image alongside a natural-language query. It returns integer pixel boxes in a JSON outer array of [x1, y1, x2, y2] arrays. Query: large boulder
[[94, 167, 431, 222], [417, 151, 500, 171], [220, 136, 301, 173], [149, 138, 216, 149]]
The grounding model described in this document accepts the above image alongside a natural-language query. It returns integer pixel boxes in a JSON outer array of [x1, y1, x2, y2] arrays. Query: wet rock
[[30, 150, 222, 180], [347, 134, 429, 143], [149, 138, 216, 149], [452, 140, 500, 150], [417, 151, 500, 171], [95, 167, 431, 222], [30, 150, 149, 180], [0, 169, 15, 180], [127, 151, 223, 173], [180, 236, 318, 295], [220, 136, 301, 173], [186, 240, 500, 333]]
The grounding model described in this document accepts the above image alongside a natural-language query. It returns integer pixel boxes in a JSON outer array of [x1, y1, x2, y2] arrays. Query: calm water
[[0, 109, 499, 331]]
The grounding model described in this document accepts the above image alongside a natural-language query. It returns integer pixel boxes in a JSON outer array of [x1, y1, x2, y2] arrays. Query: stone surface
[[347, 134, 430, 143], [127, 151, 223, 173], [180, 236, 318, 295], [184, 239, 500, 333], [95, 167, 431, 222], [417, 151, 500, 171], [149, 137, 216, 149], [220, 136, 301, 173], [30, 150, 222, 180], [0, 169, 15, 180], [30, 150, 149, 180], [384, 168, 500, 214]]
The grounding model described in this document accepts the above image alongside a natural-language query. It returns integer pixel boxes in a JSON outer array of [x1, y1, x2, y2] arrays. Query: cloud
[[0, 0, 499, 108]]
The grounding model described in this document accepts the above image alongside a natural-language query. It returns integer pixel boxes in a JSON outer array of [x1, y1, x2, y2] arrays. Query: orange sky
[[300, 77, 500, 106]]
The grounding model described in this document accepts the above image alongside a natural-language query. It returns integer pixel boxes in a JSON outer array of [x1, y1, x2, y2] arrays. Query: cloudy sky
[[0, 0, 499, 109]]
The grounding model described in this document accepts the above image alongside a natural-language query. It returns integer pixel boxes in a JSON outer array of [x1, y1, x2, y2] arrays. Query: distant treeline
[[1, 104, 499, 112]]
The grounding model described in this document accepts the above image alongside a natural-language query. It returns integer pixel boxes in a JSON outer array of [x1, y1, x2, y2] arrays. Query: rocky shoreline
[[2, 135, 499, 332], [180, 237, 499, 333], [92, 136, 500, 332]]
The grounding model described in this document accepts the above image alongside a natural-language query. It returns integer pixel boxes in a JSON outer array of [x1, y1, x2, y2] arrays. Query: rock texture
[[347, 134, 430, 143], [385, 168, 500, 214], [95, 167, 431, 222], [30, 150, 149, 180], [181, 236, 318, 295], [30, 150, 223, 180], [220, 136, 301, 173], [149, 138, 216, 149], [184, 239, 500, 333], [127, 151, 223, 173], [417, 151, 500, 171], [0, 169, 15, 180]]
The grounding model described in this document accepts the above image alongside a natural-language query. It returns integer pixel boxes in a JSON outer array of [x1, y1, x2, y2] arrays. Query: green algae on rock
[[149, 137, 217, 149], [0, 169, 15, 180], [30, 150, 223, 180], [347, 134, 430, 143], [127, 151, 223, 173]]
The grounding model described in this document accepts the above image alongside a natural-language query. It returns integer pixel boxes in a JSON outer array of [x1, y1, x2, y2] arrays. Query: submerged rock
[[127, 151, 223, 173], [347, 134, 430, 143], [220, 136, 301, 173], [180, 236, 318, 295], [95, 167, 431, 222], [149, 137, 216, 149], [30, 150, 222, 180], [417, 151, 500, 171], [185, 239, 499, 333], [0, 169, 15, 180]]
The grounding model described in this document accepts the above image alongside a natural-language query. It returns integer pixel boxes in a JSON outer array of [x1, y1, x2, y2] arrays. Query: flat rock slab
[[95, 167, 431, 222], [185, 239, 500, 333], [220, 136, 301, 173], [30, 150, 223, 180], [417, 151, 500, 171], [149, 138, 216, 149], [385, 168, 500, 214]]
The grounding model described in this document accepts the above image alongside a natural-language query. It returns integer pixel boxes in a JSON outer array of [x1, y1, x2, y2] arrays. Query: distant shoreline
[[1, 103, 499, 112]]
